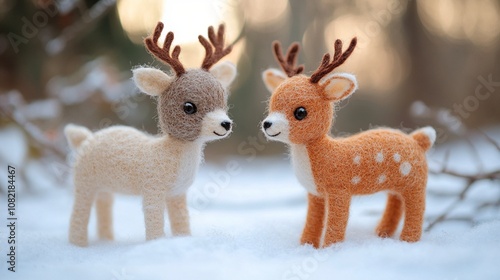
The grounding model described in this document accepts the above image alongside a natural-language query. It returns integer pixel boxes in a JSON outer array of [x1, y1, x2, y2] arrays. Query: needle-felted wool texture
[[261, 38, 436, 248], [158, 69, 227, 141], [65, 22, 237, 247]]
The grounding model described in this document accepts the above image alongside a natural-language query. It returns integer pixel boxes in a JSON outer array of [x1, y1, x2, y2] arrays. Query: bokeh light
[[117, 0, 163, 44], [321, 13, 408, 93], [117, 0, 244, 67], [417, 0, 500, 47], [241, 0, 289, 30]]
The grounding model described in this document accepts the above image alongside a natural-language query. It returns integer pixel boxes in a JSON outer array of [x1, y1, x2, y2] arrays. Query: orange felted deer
[[261, 38, 436, 248]]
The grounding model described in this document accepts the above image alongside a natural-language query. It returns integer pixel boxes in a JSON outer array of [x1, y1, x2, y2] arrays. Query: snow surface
[[1, 136, 500, 279]]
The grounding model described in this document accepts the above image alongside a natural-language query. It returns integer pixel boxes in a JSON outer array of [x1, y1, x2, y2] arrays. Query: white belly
[[290, 144, 318, 195]]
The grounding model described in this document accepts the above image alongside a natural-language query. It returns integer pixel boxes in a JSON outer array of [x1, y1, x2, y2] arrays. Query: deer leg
[[143, 194, 165, 241], [69, 187, 95, 247], [300, 193, 325, 248], [96, 192, 114, 240], [376, 193, 404, 238], [400, 187, 426, 242], [166, 194, 191, 236], [323, 192, 351, 247]]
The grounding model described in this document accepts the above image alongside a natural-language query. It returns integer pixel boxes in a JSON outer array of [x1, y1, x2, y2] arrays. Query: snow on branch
[[0, 91, 66, 159], [411, 101, 500, 231]]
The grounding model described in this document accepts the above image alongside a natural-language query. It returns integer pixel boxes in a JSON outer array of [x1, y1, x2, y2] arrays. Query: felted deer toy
[[261, 38, 435, 248], [65, 22, 237, 247]]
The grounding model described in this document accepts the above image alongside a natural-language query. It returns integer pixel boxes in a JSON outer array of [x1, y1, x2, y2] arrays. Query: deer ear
[[262, 69, 287, 93], [320, 73, 358, 101], [210, 61, 237, 89], [132, 67, 173, 96]]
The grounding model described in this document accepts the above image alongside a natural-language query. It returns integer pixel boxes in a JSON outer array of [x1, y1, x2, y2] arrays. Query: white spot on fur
[[378, 174, 386, 184], [353, 155, 361, 165], [375, 152, 384, 163], [393, 153, 401, 162], [400, 162, 412, 176], [351, 176, 361, 184]]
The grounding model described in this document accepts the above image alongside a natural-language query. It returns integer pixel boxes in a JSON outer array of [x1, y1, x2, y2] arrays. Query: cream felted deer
[[261, 38, 435, 248], [65, 22, 237, 247]]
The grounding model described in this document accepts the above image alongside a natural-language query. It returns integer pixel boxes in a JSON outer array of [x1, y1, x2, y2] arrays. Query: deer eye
[[294, 107, 307, 120], [183, 102, 197, 114]]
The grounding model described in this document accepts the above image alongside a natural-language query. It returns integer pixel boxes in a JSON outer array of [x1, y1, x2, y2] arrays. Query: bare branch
[[429, 168, 500, 181], [477, 129, 500, 151], [0, 92, 66, 159], [426, 179, 475, 231], [465, 136, 484, 172], [45, 0, 117, 55]]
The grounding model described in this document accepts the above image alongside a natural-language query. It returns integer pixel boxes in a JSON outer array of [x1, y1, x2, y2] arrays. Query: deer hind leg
[[300, 193, 325, 248], [376, 193, 404, 238], [400, 186, 426, 242], [323, 192, 351, 248], [69, 186, 95, 247], [166, 194, 191, 236], [96, 192, 114, 240], [143, 194, 165, 241]]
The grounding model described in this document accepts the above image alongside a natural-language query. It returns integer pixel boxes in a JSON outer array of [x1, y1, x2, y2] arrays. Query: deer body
[[290, 129, 427, 195], [65, 23, 237, 246], [262, 40, 435, 248], [302, 129, 429, 196], [66, 125, 203, 245], [69, 126, 203, 196]]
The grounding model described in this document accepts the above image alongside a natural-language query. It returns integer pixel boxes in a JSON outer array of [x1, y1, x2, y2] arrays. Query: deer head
[[133, 22, 237, 142], [262, 38, 357, 144]]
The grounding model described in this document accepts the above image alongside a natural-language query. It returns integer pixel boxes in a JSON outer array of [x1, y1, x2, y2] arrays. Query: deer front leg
[[166, 194, 191, 236], [323, 192, 351, 248], [300, 193, 325, 248], [142, 194, 165, 241]]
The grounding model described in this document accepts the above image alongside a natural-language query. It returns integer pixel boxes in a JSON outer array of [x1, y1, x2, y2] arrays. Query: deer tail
[[411, 126, 436, 151], [64, 124, 92, 150]]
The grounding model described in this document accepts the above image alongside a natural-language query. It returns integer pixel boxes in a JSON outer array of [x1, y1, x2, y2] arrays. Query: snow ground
[[1, 132, 500, 280]]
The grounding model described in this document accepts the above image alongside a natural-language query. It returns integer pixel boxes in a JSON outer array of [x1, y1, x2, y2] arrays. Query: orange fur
[[301, 194, 325, 248], [262, 41, 435, 248]]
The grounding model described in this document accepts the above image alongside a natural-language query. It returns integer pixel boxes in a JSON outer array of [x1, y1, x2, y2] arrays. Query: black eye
[[294, 107, 307, 120], [183, 102, 197, 114]]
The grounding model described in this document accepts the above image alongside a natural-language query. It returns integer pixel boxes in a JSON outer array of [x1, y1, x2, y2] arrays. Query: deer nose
[[221, 121, 232, 131], [263, 121, 272, 129]]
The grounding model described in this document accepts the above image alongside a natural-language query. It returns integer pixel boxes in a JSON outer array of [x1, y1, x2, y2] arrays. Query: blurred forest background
[[0, 0, 499, 192]]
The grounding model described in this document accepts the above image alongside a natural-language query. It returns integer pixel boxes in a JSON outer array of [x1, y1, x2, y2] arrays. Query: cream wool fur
[[66, 125, 204, 246], [65, 22, 237, 247], [66, 109, 234, 248]]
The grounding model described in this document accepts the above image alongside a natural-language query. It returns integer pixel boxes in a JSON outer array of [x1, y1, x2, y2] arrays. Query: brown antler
[[273, 41, 304, 77], [199, 24, 232, 70], [144, 22, 186, 76], [310, 37, 357, 83]]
